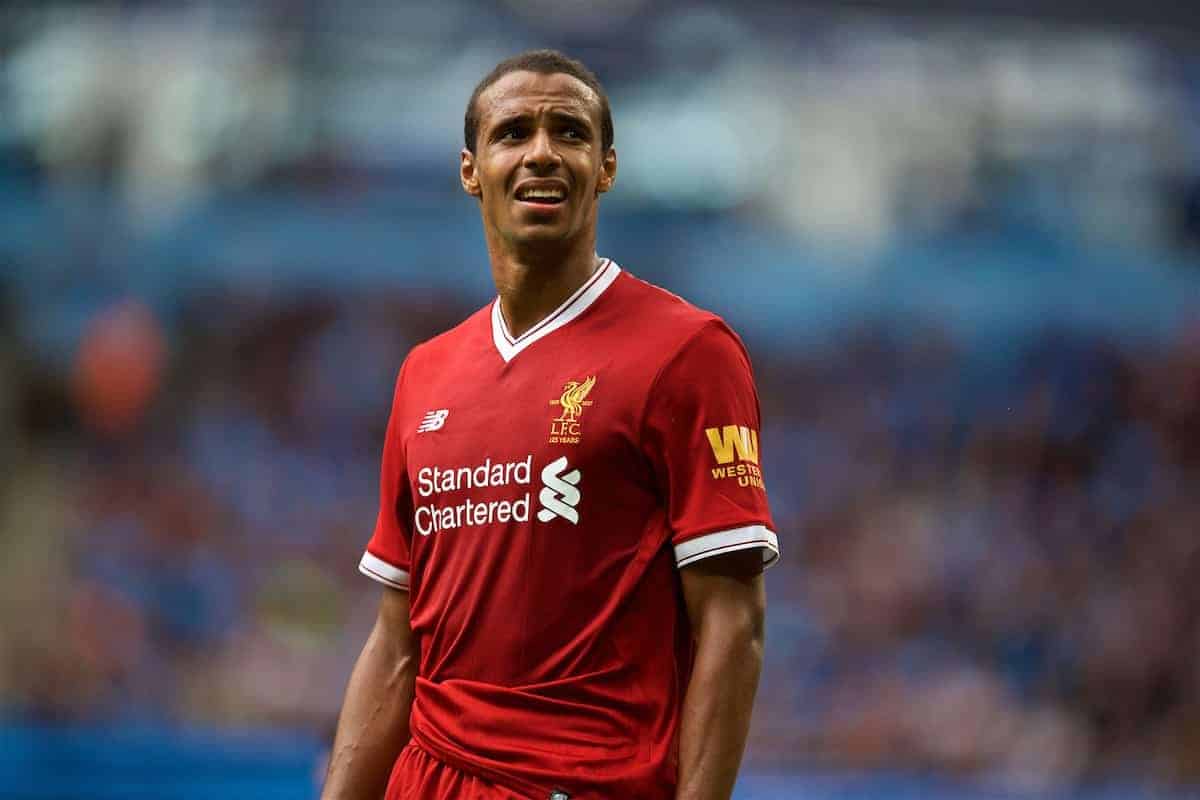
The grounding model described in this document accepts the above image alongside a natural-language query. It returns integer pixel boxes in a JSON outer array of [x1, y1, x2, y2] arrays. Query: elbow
[[698, 593, 766, 659], [386, 650, 418, 691], [744, 601, 766, 660], [740, 578, 768, 652], [366, 626, 417, 695], [702, 604, 765, 681]]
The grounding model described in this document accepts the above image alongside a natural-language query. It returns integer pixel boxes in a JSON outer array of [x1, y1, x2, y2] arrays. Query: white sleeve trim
[[674, 525, 780, 570], [358, 551, 410, 590]]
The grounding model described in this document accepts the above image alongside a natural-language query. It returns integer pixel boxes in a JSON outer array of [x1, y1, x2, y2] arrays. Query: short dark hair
[[464, 49, 614, 155]]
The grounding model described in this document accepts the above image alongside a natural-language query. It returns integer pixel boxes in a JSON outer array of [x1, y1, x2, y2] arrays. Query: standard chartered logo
[[537, 456, 582, 524], [410, 454, 582, 533]]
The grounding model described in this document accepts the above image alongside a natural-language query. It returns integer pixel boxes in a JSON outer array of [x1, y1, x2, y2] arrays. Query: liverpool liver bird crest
[[551, 375, 597, 422]]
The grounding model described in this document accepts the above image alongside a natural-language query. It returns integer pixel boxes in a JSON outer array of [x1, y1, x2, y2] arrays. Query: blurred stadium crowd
[[2, 2, 1200, 797], [11, 291, 1200, 794]]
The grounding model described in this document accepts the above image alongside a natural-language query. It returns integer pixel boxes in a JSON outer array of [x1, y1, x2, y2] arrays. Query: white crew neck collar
[[491, 258, 620, 363]]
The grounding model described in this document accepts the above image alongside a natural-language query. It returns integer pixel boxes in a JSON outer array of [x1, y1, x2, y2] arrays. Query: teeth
[[519, 188, 564, 201]]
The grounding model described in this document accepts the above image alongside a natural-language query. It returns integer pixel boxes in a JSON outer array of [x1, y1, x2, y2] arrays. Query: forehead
[[476, 70, 601, 127]]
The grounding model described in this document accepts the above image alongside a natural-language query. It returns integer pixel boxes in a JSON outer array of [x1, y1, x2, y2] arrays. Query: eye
[[499, 125, 526, 141]]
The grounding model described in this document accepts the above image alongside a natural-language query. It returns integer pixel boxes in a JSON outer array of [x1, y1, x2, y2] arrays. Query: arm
[[676, 549, 767, 800], [321, 587, 417, 800]]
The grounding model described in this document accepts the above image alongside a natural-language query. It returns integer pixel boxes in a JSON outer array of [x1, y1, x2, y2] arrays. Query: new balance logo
[[417, 409, 449, 433], [537, 456, 581, 524]]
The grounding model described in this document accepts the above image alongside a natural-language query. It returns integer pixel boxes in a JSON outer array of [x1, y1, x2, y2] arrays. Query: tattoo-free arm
[[676, 549, 767, 800], [321, 587, 417, 800]]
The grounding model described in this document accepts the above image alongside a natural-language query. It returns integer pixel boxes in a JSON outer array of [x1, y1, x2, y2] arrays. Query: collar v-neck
[[490, 258, 620, 363]]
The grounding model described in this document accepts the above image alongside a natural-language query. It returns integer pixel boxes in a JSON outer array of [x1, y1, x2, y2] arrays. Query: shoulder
[[610, 269, 752, 369], [397, 302, 492, 380], [611, 270, 718, 328], [614, 271, 744, 343]]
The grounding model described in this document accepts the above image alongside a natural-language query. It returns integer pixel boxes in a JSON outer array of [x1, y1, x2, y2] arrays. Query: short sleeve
[[642, 321, 779, 570], [359, 359, 414, 590]]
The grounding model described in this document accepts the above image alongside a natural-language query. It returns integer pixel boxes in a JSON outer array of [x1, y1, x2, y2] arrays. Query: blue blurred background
[[2, 2, 1200, 798]]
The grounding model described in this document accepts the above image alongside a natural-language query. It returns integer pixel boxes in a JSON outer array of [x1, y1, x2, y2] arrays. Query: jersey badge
[[549, 375, 595, 445]]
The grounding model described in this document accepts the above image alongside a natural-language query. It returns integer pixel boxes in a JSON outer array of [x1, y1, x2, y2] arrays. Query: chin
[[510, 225, 576, 246]]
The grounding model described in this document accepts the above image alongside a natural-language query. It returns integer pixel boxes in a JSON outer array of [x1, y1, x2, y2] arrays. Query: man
[[321, 50, 778, 800]]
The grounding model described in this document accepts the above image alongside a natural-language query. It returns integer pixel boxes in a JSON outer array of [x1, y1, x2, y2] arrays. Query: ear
[[596, 147, 617, 195], [461, 148, 482, 198]]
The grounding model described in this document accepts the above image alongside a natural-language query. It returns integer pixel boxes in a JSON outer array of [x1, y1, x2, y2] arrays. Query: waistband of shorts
[[409, 721, 542, 800]]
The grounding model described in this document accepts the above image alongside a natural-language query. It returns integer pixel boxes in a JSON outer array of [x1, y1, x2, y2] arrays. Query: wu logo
[[537, 456, 582, 524], [705, 424, 765, 490], [705, 425, 759, 465], [417, 409, 449, 433]]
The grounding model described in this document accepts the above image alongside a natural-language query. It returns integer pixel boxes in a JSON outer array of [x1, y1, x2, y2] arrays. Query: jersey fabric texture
[[361, 260, 778, 799], [387, 742, 529, 800]]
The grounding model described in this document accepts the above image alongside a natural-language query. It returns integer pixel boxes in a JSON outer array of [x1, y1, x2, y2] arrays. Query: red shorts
[[385, 742, 532, 800]]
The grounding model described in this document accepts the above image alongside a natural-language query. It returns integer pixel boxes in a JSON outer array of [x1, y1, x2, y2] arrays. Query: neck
[[488, 234, 601, 340]]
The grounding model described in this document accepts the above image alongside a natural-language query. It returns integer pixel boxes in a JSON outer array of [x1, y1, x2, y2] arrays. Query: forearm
[[675, 620, 764, 800], [676, 628, 758, 800], [321, 605, 417, 800]]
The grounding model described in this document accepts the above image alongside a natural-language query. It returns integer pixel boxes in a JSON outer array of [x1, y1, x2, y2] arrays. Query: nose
[[523, 128, 561, 172]]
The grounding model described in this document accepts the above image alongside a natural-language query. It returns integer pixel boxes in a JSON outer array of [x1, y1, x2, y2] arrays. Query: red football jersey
[[360, 259, 778, 798]]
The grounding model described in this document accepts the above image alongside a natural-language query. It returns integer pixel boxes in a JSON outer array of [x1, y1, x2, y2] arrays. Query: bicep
[[679, 550, 766, 643], [371, 586, 416, 659]]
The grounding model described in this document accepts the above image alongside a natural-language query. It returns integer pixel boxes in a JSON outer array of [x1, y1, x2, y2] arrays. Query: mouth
[[514, 184, 567, 207]]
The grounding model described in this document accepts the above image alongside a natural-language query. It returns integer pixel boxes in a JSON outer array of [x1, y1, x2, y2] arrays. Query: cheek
[[572, 159, 602, 194], [479, 154, 516, 196]]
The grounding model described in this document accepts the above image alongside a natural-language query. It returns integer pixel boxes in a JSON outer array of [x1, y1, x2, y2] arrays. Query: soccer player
[[321, 50, 778, 800]]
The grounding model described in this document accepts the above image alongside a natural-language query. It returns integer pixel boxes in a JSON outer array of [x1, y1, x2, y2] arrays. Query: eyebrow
[[546, 110, 592, 128], [490, 109, 594, 132]]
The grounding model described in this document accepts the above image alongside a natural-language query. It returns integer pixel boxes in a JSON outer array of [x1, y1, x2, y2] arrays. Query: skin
[[321, 588, 416, 800], [323, 68, 766, 800], [677, 550, 766, 800], [460, 70, 617, 339]]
